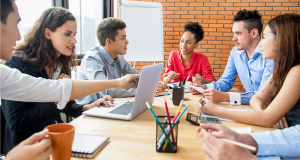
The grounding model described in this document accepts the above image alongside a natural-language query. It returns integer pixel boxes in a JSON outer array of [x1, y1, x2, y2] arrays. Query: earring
[[253, 36, 255, 38]]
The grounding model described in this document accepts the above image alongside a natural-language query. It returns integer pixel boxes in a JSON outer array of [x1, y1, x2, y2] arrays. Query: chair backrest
[[71, 66, 81, 80], [0, 104, 6, 154]]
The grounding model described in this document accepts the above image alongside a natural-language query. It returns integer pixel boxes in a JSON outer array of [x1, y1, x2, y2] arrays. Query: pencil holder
[[172, 87, 184, 105], [155, 116, 179, 153]]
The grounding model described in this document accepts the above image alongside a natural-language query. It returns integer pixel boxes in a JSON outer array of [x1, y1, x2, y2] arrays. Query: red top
[[162, 51, 216, 83]]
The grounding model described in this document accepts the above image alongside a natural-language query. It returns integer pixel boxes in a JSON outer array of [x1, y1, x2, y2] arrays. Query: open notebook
[[71, 134, 110, 158]]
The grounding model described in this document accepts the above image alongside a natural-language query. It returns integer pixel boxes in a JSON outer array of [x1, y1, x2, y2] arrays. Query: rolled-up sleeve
[[0, 65, 72, 110], [162, 51, 175, 81]]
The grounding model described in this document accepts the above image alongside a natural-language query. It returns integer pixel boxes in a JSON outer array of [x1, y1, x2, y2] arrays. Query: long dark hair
[[261, 13, 300, 109], [14, 7, 77, 75]]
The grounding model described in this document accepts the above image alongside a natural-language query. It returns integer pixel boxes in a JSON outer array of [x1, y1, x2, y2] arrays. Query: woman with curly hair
[[161, 22, 216, 85]]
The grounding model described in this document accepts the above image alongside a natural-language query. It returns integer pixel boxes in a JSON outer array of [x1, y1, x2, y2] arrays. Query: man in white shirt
[[1, 0, 139, 159]]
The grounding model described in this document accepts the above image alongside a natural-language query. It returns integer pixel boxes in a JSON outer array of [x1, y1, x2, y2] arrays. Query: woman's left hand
[[192, 74, 203, 85], [276, 117, 289, 129]]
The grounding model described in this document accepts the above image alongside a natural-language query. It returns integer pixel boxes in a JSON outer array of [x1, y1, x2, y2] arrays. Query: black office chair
[[0, 105, 6, 155]]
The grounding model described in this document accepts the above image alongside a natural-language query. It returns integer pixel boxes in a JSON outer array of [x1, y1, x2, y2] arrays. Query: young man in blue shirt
[[77, 17, 164, 105], [189, 10, 274, 105]]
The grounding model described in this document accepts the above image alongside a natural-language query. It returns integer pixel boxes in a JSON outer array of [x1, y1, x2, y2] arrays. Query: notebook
[[71, 134, 110, 158]]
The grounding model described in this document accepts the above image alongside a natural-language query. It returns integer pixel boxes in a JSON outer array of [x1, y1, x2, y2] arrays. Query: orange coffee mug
[[45, 123, 75, 160]]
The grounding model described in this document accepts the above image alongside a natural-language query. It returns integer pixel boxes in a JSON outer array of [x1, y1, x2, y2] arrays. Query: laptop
[[83, 63, 163, 120]]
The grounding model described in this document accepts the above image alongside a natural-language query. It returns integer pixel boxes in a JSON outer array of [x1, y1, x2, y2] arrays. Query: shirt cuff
[[205, 84, 214, 89], [229, 92, 241, 105], [250, 132, 273, 157], [57, 78, 72, 110]]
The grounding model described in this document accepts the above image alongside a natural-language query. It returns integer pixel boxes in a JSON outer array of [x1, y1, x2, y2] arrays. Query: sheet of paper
[[259, 157, 280, 160], [167, 82, 191, 93], [231, 127, 252, 134], [226, 108, 254, 111], [189, 85, 204, 93]]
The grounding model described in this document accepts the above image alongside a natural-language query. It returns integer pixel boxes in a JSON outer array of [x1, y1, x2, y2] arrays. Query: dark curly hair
[[97, 17, 126, 46], [234, 9, 263, 36], [183, 22, 204, 43], [14, 7, 77, 76]]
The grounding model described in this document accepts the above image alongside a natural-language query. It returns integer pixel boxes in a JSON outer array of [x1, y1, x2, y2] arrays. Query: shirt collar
[[237, 39, 262, 57], [179, 51, 195, 69], [52, 63, 62, 80], [99, 46, 118, 65]]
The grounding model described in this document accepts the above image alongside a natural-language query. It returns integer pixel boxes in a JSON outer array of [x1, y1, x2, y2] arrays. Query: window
[[16, 0, 52, 44], [69, 0, 104, 55]]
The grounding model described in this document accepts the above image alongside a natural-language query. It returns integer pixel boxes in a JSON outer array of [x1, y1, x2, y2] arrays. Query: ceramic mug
[[45, 123, 75, 160]]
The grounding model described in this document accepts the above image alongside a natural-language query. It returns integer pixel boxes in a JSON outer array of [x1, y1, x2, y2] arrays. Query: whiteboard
[[120, 1, 164, 61]]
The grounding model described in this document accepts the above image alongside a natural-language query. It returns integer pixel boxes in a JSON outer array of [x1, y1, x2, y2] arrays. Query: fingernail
[[211, 131, 217, 135]]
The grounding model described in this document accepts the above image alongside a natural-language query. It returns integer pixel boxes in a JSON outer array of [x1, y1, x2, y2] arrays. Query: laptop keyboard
[[108, 101, 134, 115]]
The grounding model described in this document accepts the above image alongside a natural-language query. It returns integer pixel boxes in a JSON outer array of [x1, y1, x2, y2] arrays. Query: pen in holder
[[172, 86, 184, 105], [155, 116, 179, 153]]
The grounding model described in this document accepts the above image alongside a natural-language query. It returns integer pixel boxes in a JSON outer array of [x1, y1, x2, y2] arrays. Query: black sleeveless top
[[285, 99, 300, 127]]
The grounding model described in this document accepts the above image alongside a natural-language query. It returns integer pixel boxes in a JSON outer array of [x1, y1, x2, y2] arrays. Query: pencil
[[176, 100, 183, 114], [163, 139, 168, 151], [221, 138, 256, 152], [146, 102, 175, 150], [186, 74, 191, 83], [163, 112, 180, 151], [164, 98, 176, 146]]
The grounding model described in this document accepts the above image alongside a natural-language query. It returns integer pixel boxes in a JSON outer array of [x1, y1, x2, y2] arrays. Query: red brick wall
[[118, 0, 300, 91]]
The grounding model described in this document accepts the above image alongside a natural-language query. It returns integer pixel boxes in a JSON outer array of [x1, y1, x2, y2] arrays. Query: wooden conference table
[[71, 93, 277, 160]]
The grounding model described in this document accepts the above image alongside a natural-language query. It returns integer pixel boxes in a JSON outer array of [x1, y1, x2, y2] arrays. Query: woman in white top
[[1, 1, 138, 159]]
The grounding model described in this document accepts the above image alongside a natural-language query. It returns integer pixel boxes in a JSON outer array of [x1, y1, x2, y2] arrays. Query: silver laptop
[[83, 63, 163, 120]]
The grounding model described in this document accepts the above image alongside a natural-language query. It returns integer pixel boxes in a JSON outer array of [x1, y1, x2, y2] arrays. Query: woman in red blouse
[[162, 22, 216, 84]]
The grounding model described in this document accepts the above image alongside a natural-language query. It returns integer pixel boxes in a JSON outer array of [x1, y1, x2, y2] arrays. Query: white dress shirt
[[0, 65, 72, 109]]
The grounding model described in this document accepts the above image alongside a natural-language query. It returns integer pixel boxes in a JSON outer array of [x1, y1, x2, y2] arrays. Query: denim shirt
[[76, 46, 139, 105]]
